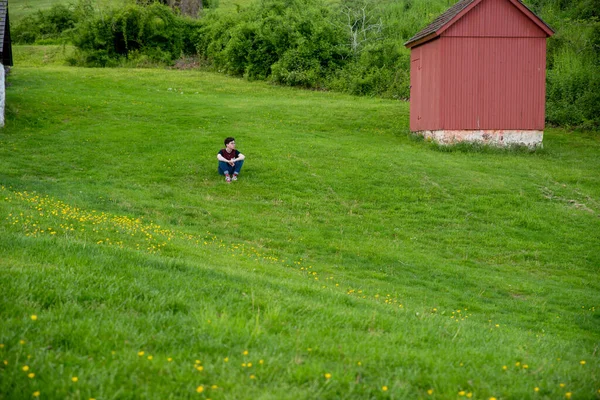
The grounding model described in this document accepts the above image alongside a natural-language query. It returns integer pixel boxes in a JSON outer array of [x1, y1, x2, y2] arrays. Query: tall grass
[[0, 50, 599, 398]]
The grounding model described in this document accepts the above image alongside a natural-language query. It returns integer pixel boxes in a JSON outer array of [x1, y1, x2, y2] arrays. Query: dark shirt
[[218, 149, 240, 161]]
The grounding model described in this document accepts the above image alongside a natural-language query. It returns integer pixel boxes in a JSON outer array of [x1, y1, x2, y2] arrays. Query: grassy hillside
[[10, 0, 65, 21], [0, 48, 599, 398], [9, 0, 121, 22]]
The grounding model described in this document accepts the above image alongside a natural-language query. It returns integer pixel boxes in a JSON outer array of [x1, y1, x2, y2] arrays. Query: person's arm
[[217, 152, 235, 166], [233, 152, 245, 162]]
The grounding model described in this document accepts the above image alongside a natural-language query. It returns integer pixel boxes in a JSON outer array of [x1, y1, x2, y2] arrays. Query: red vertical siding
[[409, 47, 422, 131], [410, 39, 442, 131], [445, 0, 547, 38], [440, 36, 547, 130]]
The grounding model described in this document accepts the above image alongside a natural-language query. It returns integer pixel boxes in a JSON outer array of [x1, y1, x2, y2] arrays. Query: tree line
[[12, 0, 599, 130]]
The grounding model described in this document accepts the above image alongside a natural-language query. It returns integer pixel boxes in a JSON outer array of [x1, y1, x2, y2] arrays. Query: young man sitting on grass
[[217, 137, 245, 183]]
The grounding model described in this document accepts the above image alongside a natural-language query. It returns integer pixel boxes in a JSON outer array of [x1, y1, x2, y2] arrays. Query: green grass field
[[9, 0, 126, 22], [0, 47, 599, 399]]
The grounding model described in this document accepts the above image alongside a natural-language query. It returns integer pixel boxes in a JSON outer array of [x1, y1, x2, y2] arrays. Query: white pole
[[0, 63, 4, 128]]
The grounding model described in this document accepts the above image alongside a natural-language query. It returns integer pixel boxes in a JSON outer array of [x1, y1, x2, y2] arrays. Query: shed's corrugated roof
[[0, 0, 6, 45], [404, 0, 553, 48], [405, 0, 475, 48]]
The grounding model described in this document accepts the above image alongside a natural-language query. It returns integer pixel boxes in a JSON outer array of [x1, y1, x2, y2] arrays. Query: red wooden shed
[[404, 0, 554, 147]]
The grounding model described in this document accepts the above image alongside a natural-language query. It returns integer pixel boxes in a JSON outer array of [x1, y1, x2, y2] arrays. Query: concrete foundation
[[418, 130, 543, 148]]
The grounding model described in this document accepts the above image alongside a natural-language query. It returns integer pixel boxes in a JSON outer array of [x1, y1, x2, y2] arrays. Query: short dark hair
[[224, 137, 235, 145]]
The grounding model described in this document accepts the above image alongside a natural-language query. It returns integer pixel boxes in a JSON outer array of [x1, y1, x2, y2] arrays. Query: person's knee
[[234, 160, 244, 174], [218, 161, 229, 175]]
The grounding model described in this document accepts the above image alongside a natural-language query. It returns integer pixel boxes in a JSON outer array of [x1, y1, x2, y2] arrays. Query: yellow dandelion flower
[[168, 358, 173, 362], [382, 386, 388, 391], [357, 361, 362, 366], [211, 385, 218, 389], [247, 362, 252, 367], [241, 363, 247, 367], [28, 373, 35, 379], [243, 350, 249, 355], [250, 374, 256, 379], [427, 389, 434, 395], [196, 366, 204, 371], [534, 387, 539, 392], [33, 391, 40, 397], [502, 365, 508, 371], [515, 362, 521, 367], [466, 393, 472, 398], [523, 364, 529, 369], [459, 391, 466, 396], [72, 377, 78, 383], [259, 359, 264, 365], [324, 373, 332, 379], [224, 357, 229, 362], [31, 315, 37, 321], [580, 360, 586, 365], [489, 398, 497, 400], [20, 340, 26, 345], [3, 360, 7, 365], [23, 366, 30, 372], [560, 383, 565, 388], [138, 351, 144, 356], [565, 393, 572, 399], [196, 360, 201, 364], [196, 386, 204, 393], [147, 356, 153, 360]]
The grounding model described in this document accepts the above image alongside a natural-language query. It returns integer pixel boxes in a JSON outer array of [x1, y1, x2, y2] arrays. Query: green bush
[[12, 15, 38, 44], [71, 3, 192, 66], [546, 48, 600, 129], [328, 40, 410, 98], [198, 0, 348, 86], [542, 6, 600, 129], [13, 4, 76, 44]]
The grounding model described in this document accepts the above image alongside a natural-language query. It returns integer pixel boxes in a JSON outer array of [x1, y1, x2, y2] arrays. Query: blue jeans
[[218, 160, 244, 176]]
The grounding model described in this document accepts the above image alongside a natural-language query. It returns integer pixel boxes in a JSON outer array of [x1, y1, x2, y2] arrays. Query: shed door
[[410, 56, 422, 131]]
